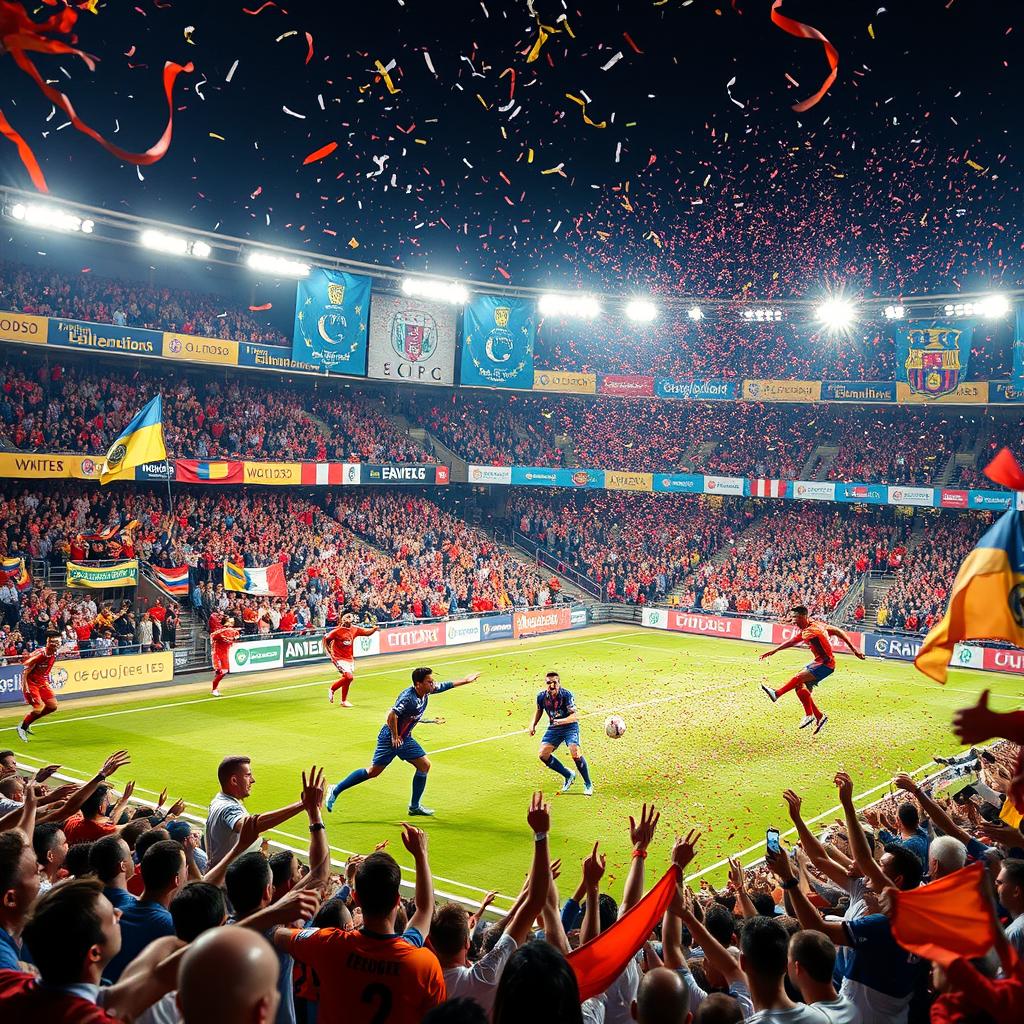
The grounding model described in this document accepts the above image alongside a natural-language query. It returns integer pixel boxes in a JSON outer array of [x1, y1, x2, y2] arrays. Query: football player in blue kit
[[325, 665, 480, 816], [529, 670, 593, 795]]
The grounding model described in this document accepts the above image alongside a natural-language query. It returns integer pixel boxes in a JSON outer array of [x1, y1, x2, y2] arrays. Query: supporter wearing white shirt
[[788, 930, 862, 1024]]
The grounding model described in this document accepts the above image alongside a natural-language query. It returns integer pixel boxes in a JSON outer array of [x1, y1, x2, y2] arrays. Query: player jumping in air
[[210, 616, 241, 697], [17, 631, 61, 742], [529, 670, 593, 795], [325, 666, 481, 817], [758, 605, 865, 734], [324, 612, 378, 706]]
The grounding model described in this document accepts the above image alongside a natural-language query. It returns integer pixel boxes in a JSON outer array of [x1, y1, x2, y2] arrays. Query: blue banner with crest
[[897, 324, 973, 398], [461, 295, 535, 389], [292, 269, 371, 374], [1014, 305, 1024, 386]]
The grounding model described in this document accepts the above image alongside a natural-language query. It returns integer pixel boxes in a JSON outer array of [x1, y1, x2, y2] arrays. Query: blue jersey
[[383, 682, 454, 740], [537, 687, 576, 727]]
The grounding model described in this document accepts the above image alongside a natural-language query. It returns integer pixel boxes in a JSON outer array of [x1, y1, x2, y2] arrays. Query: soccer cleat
[[761, 684, 778, 703], [813, 715, 829, 735], [341, 700, 354, 708], [798, 715, 815, 729], [328, 688, 335, 704], [211, 689, 221, 697], [583, 783, 594, 797], [325, 789, 338, 814], [409, 805, 435, 816], [16, 725, 29, 743], [560, 770, 577, 794], [934, 755, 952, 766]]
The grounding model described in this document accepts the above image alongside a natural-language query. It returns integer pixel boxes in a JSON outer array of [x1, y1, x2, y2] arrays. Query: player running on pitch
[[758, 604, 865, 734], [210, 616, 241, 697], [529, 670, 593, 795], [324, 612, 378, 707], [17, 631, 62, 742], [325, 666, 480, 817]]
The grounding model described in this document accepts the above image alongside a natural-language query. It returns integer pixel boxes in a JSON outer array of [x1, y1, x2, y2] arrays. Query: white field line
[[0, 630, 651, 733]]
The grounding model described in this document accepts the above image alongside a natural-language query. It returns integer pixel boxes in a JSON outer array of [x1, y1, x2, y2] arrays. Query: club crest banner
[[292, 269, 371, 374], [1015, 305, 1024, 386], [898, 325, 973, 399], [368, 294, 457, 386], [461, 295, 535, 389]]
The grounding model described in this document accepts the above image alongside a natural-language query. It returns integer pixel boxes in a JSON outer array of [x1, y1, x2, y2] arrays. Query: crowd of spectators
[[0, 259, 292, 346], [509, 491, 758, 603], [0, 356, 433, 464], [1, 697, 1023, 1023]]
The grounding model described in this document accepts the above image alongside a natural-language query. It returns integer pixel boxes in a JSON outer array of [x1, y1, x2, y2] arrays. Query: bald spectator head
[[631, 966, 691, 1024], [692, 993, 744, 1024], [177, 927, 280, 1024]]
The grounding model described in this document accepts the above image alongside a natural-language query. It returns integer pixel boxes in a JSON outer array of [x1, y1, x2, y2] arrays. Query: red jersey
[[800, 622, 835, 666], [279, 927, 445, 1024], [0, 970, 118, 1024], [23, 649, 56, 686], [324, 625, 375, 661], [211, 627, 240, 654]]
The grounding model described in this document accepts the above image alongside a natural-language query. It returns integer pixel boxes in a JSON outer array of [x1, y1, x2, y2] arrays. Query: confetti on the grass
[[303, 141, 338, 164]]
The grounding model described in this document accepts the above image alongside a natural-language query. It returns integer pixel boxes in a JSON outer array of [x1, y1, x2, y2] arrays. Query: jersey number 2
[[361, 983, 393, 1023]]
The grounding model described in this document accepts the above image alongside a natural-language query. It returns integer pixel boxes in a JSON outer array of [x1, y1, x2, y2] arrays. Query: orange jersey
[[23, 649, 56, 686], [801, 621, 835, 666], [324, 624, 374, 662], [279, 927, 445, 1024], [211, 627, 240, 654]]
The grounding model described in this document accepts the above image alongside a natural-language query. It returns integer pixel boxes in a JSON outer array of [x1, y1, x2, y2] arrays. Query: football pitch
[[3, 625, 1016, 907]]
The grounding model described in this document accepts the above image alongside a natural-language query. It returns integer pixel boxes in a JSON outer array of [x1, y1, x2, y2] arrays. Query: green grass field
[[3, 626, 1016, 907]]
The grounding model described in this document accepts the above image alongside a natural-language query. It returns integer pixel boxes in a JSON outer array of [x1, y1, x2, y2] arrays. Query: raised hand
[[782, 789, 803, 821], [167, 798, 187, 817], [272, 887, 321, 926], [301, 766, 326, 817], [526, 790, 551, 835], [952, 690, 1000, 745], [236, 814, 263, 852], [373, 841, 389, 852], [629, 803, 660, 852], [156, 787, 168, 808], [35, 764, 61, 784], [672, 828, 702, 874], [893, 772, 919, 795], [765, 844, 794, 881], [401, 822, 429, 860], [550, 858, 562, 881], [582, 841, 606, 888], [833, 771, 854, 805], [727, 857, 747, 893], [99, 750, 131, 779]]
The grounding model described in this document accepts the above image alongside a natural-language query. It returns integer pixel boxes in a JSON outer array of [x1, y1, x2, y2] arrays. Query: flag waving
[[915, 449, 1024, 683], [101, 396, 166, 484], [223, 559, 287, 598]]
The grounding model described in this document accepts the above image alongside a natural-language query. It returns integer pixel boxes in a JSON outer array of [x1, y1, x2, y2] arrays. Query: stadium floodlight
[[739, 307, 783, 322], [977, 294, 1010, 319], [538, 293, 601, 318], [883, 304, 905, 320], [191, 240, 212, 260], [141, 229, 189, 256], [816, 298, 857, 331], [686, 305, 704, 322], [245, 250, 310, 278], [401, 277, 469, 305], [624, 299, 658, 323], [9, 201, 93, 234]]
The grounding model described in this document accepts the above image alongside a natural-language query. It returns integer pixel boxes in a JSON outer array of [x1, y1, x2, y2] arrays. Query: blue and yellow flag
[[101, 395, 166, 484], [915, 449, 1024, 682]]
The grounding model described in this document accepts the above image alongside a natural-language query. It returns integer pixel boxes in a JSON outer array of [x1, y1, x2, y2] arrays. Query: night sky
[[2, 1, 1022, 298]]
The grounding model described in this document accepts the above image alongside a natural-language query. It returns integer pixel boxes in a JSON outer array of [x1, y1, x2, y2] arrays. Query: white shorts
[[332, 659, 354, 675]]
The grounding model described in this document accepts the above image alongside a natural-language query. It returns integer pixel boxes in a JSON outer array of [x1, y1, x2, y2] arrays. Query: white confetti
[[552, 220, 562, 234], [282, 106, 306, 119], [601, 52, 624, 72], [226, 60, 239, 83], [423, 51, 437, 76], [615, 141, 622, 163], [137, 166, 145, 181], [317, 94, 325, 110], [195, 76, 207, 101], [725, 76, 745, 109]]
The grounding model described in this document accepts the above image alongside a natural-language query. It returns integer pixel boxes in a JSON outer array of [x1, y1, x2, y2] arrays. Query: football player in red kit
[[210, 616, 241, 696], [17, 631, 61, 742], [325, 612, 379, 707], [759, 605, 865, 735]]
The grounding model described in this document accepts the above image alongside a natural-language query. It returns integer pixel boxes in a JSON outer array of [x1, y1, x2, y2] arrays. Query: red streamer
[[303, 140, 338, 165], [770, 0, 839, 112], [984, 448, 1024, 492], [0, 0, 192, 191]]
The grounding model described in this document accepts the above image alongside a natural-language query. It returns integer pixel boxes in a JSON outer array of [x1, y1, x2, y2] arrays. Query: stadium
[[0, 3, 1023, 1023]]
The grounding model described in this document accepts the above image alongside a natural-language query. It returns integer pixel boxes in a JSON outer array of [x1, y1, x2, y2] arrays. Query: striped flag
[[0, 557, 31, 592], [300, 462, 344, 486], [154, 565, 190, 596], [750, 478, 787, 498], [223, 559, 287, 598]]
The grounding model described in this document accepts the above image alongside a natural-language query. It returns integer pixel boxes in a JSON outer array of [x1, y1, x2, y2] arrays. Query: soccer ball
[[605, 715, 627, 739]]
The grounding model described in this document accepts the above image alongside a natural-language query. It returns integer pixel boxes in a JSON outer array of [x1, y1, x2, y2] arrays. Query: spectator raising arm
[[291, 766, 330, 892], [620, 802, 660, 915], [834, 771, 897, 892], [764, 845, 849, 947], [578, 841, 607, 948], [401, 821, 435, 938], [782, 787, 858, 887], [35, 749, 131, 826]]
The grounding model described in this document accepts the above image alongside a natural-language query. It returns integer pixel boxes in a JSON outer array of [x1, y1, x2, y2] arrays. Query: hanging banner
[[887, 486, 935, 507], [793, 481, 836, 501], [821, 381, 897, 403], [468, 465, 514, 485], [292, 268, 371, 374], [836, 482, 888, 505], [175, 460, 244, 484], [742, 380, 821, 403], [0, 311, 48, 345], [703, 475, 744, 496], [991, 382, 1024, 403], [898, 325, 973, 399], [654, 379, 736, 401], [360, 464, 448, 485], [50, 318, 163, 357], [237, 343, 321, 374], [163, 333, 239, 366], [652, 473, 705, 493], [242, 462, 303, 486], [599, 375, 655, 397], [604, 471, 653, 492], [510, 466, 605, 488], [1015, 306, 1024, 386], [66, 560, 139, 588], [0, 453, 103, 480], [896, 381, 989, 405], [532, 371, 597, 394], [460, 295, 535, 389], [368, 293, 457, 385]]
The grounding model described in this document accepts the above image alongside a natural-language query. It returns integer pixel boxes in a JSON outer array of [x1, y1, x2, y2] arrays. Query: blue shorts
[[805, 662, 835, 686], [542, 724, 581, 750], [371, 732, 427, 768]]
